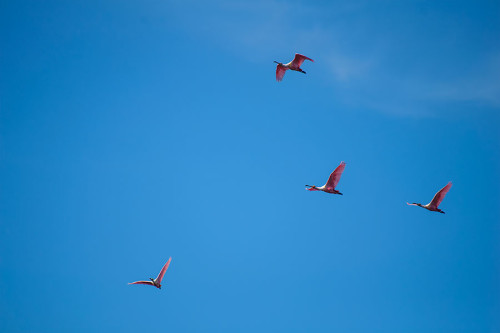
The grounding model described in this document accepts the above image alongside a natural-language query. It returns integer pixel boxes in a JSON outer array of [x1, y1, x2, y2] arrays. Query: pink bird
[[407, 182, 452, 214], [306, 161, 346, 195], [129, 257, 171, 289], [274, 53, 314, 81]]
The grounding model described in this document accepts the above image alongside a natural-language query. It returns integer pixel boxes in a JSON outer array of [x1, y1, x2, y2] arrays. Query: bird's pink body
[[129, 257, 171, 289], [306, 161, 346, 195], [275, 53, 314, 81], [407, 182, 452, 214]]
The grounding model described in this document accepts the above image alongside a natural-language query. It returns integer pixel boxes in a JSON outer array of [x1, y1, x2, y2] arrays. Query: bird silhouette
[[274, 53, 313, 81], [306, 162, 346, 195], [129, 257, 171, 289], [407, 182, 452, 214]]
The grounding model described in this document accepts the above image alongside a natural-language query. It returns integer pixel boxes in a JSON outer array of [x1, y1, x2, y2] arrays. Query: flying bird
[[274, 53, 314, 81], [407, 182, 452, 214], [306, 161, 346, 195], [129, 257, 171, 289]]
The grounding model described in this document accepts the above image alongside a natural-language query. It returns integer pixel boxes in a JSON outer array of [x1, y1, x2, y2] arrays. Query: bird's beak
[[274, 61, 279, 64]]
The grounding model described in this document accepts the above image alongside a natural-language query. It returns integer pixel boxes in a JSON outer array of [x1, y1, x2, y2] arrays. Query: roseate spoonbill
[[274, 53, 314, 81], [407, 182, 452, 214], [306, 161, 346, 195], [129, 257, 171, 289]]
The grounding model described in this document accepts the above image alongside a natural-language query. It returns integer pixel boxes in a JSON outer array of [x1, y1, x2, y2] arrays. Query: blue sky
[[1, 0, 499, 332]]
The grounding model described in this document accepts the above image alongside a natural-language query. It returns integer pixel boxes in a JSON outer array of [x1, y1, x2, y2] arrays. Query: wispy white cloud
[[169, 0, 500, 115], [325, 53, 374, 83], [429, 53, 500, 106]]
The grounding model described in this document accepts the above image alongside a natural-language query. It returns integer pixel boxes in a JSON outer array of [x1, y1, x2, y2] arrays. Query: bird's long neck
[[306, 185, 320, 191]]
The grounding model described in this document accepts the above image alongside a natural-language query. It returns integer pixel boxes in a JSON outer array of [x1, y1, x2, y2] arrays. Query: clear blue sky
[[1, 0, 499, 332]]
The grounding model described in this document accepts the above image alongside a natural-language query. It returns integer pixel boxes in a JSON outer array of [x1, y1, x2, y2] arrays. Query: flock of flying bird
[[128, 53, 453, 290]]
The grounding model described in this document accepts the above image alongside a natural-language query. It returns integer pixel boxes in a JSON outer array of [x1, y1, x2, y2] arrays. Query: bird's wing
[[428, 182, 452, 208], [291, 53, 314, 67], [276, 65, 287, 81], [325, 161, 346, 190], [156, 257, 172, 284], [128, 281, 155, 286]]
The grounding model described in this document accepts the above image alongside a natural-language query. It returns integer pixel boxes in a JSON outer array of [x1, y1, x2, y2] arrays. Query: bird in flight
[[407, 182, 452, 214], [129, 257, 172, 289], [274, 53, 314, 81], [306, 161, 346, 195]]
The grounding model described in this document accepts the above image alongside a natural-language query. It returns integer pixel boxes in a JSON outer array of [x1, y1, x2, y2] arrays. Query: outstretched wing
[[325, 161, 346, 190], [291, 53, 314, 67], [156, 257, 172, 284], [429, 182, 452, 209], [128, 280, 155, 286], [276, 65, 287, 81]]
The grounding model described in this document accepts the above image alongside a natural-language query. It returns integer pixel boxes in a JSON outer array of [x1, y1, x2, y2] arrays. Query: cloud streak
[[169, 0, 500, 115]]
